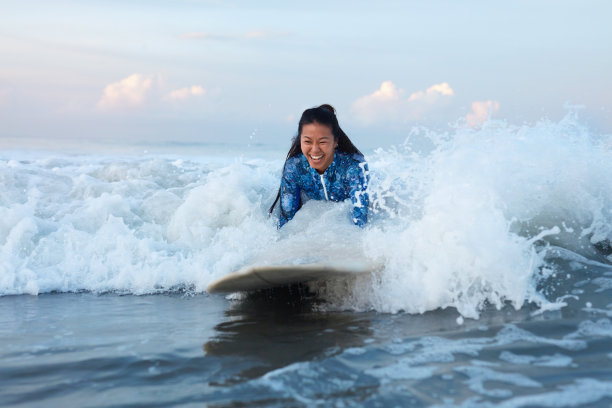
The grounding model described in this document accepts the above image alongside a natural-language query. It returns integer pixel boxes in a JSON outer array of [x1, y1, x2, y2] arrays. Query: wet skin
[[300, 122, 338, 174]]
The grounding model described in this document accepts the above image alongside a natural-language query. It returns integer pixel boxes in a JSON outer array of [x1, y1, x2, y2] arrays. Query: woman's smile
[[300, 122, 337, 174]]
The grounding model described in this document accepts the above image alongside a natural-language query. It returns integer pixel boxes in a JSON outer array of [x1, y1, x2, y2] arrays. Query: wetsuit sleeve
[[278, 161, 300, 228], [347, 161, 370, 227]]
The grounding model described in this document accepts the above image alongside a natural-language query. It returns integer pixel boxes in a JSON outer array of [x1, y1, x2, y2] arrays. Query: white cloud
[[365, 80, 403, 102], [351, 81, 404, 124], [97, 74, 153, 110], [181, 30, 289, 41], [352, 81, 455, 125], [245, 31, 267, 39], [166, 85, 206, 101], [408, 82, 454, 102], [245, 30, 288, 39], [466, 100, 500, 127], [180, 32, 235, 41], [97, 74, 209, 111]]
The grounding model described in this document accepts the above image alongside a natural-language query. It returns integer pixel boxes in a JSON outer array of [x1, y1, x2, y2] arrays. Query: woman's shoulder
[[283, 154, 308, 173], [336, 151, 366, 166], [335, 152, 368, 183]]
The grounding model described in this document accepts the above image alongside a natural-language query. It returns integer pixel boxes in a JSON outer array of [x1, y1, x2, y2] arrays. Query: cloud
[[97, 74, 209, 111], [408, 82, 454, 102], [97, 74, 153, 110], [181, 30, 289, 41], [466, 100, 500, 127], [180, 32, 235, 41], [365, 80, 403, 102], [166, 85, 206, 101], [352, 81, 455, 124], [244, 30, 289, 39]]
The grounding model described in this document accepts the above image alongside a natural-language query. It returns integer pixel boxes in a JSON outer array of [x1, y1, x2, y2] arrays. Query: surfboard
[[206, 261, 375, 294]]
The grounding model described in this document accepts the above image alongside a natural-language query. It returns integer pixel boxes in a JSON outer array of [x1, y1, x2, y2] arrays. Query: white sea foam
[[454, 364, 541, 398], [359, 322, 586, 387], [496, 378, 612, 408], [434, 379, 612, 408], [1, 114, 611, 318], [592, 277, 612, 293], [317, 114, 612, 316], [499, 351, 574, 368], [564, 318, 612, 339], [250, 359, 364, 405]]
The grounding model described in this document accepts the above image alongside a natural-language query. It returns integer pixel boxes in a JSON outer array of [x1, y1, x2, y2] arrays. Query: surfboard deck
[[206, 261, 374, 294]]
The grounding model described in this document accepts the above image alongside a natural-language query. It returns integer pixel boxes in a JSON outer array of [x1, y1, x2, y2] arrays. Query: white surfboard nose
[[206, 261, 380, 294]]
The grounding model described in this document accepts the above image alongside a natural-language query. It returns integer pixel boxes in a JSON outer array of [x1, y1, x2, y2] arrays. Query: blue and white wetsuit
[[279, 151, 369, 228]]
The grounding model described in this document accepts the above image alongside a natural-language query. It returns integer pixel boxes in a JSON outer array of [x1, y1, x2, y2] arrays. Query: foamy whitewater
[[1, 114, 611, 319], [3, 114, 612, 407]]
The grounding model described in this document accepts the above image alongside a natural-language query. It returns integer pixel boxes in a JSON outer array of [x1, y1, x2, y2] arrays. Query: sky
[[1, 0, 611, 152]]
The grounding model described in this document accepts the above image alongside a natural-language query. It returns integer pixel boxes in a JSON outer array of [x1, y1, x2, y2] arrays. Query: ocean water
[[1, 114, 612, 406]]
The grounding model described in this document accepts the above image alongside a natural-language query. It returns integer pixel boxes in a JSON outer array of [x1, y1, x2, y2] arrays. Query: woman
[[269, 104, 369, 228]]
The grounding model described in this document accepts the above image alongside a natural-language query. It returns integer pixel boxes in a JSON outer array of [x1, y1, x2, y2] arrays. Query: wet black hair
[[268, 104, 363, 215]]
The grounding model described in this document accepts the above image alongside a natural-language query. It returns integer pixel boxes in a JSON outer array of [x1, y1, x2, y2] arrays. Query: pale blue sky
[[1, 0, 611, 151]]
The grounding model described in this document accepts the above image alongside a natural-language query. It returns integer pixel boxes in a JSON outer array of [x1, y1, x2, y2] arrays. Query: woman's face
[[300, 122, 338, 174]]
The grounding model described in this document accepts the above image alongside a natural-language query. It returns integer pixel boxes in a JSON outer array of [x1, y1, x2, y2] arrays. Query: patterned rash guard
[[278, 151, 370, 228]]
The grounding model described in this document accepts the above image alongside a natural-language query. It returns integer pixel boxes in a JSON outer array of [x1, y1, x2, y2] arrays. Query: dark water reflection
[[204, 286, 375, 383]]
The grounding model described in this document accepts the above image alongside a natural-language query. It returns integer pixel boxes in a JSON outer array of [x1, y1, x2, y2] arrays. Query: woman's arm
[[347, 161, 370, 227], [278, 161, 301, 228]]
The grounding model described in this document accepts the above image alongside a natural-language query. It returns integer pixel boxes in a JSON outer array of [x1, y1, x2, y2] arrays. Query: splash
[[314, 114, 612, 316], [1, 114, 611, 318]]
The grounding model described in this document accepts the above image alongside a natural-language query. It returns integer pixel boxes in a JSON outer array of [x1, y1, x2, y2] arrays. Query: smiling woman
[[301, 122, 337, 173], [269, 104, 369, 228]]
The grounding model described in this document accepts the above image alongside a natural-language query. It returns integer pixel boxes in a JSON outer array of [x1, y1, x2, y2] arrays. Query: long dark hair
[[268, 104, 363, 215]]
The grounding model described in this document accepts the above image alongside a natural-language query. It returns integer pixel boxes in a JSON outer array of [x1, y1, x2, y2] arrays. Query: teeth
[[311, 155, 323, 160]]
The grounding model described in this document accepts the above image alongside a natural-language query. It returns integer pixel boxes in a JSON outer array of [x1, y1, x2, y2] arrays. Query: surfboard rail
[[206, 261, 374, 294]]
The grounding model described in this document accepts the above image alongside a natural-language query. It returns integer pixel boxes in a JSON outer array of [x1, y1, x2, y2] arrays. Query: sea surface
[[1, 115, 612, 407]]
